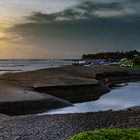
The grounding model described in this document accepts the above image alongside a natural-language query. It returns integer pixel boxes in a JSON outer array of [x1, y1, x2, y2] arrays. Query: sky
[[0, 0, 140, 59]]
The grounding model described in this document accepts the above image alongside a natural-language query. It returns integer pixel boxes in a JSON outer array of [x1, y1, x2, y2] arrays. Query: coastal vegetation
[[119, 56, 140, 68], [120, 60, 134, 68], [82, 50, 140, 60], [134, 56, 140, 65], [80, 50, 140, 68], [68, 128, 140, 140]]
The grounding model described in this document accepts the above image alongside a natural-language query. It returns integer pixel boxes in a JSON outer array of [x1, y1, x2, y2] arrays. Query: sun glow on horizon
[[0, 31, 8, 36]]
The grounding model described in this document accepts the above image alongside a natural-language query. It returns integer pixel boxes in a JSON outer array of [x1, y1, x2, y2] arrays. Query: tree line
[[82, 50, 140, 60]]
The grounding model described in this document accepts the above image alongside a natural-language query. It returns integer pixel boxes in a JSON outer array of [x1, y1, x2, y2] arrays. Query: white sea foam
[[0, 59, 73, 74]]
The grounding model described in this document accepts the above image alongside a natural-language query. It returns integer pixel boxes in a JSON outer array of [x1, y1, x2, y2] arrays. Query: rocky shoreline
[[0, 65, 139, 139], [0, 65, 139, 115], [0, 109, 140, 140]]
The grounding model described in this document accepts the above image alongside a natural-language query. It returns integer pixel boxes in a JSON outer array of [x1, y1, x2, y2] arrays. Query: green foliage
[[82, 50, 140, 60], [134, 56, 140, 65], [120, 60, 134, 67], [68, 129, 140, 140]]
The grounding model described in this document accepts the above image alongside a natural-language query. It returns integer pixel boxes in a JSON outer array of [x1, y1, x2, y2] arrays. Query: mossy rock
[[68, 128, 140, 140]]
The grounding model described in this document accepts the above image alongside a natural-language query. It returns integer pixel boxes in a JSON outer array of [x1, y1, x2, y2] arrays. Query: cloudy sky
[[0, 0, 140, 59]]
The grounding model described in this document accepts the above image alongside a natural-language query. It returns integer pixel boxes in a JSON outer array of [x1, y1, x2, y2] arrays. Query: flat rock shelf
[[34, 83, 110, 103], [0, 85, 72, 115]]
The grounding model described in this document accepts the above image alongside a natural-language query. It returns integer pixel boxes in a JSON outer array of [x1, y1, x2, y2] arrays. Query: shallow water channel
[[46, 82, 140, 114]]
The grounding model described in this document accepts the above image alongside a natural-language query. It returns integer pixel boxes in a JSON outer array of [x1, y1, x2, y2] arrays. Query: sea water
[[46, 82, 140, 114], [0, 59, 73, 74]]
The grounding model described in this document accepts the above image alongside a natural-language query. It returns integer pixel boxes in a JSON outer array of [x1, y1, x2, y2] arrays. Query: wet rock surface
[[0, 110, 140, 140]]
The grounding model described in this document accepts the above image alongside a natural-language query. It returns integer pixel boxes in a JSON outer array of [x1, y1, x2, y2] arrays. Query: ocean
[[0, 59, 74, 74]]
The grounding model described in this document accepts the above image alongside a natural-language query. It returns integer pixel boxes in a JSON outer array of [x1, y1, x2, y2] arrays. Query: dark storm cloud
[[26, 1, 120, 23], [7, 0, 140, 58], [26, 0, 140, 23], [11, 0, 140, 38]]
